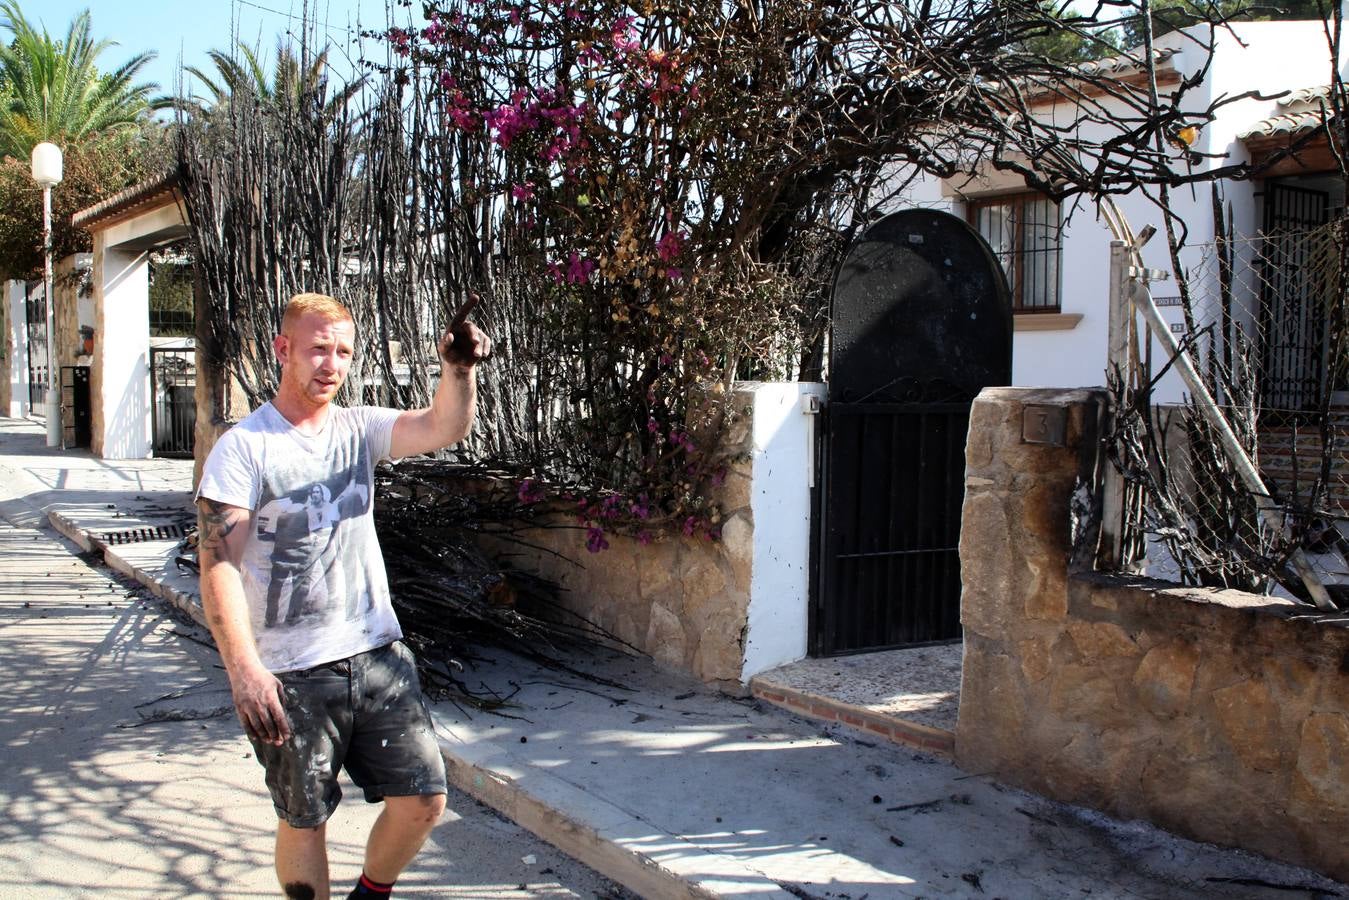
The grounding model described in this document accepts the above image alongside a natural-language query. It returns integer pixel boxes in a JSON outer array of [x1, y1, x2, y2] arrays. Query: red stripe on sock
[[359, 872, 394, 893]]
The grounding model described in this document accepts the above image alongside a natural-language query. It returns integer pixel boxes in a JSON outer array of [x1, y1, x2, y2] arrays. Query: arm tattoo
[[198, 498, 241, 558]]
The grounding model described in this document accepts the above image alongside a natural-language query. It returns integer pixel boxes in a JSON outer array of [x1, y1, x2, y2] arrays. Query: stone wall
[[958, 386, 1349, 882], [475, 382, 822, 692], [478, 405, 756, 693]]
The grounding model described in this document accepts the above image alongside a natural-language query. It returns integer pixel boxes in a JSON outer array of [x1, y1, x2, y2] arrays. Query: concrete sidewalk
[[2, 416, 1345, 899]]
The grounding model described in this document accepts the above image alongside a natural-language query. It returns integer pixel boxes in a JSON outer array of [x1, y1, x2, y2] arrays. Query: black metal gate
[[1259, 182, 1330, 417], [61, 365, 91, 448], [150, 345, 196, 457], [24, 283, 47, 410], [813, 210, 1012, 655]]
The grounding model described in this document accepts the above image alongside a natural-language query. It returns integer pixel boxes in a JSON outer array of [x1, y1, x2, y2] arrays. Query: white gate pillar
[[92, 236, 151, 458], [5, 279, 30, 417]]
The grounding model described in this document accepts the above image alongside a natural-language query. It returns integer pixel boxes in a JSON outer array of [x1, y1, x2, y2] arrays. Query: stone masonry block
[[1293, 712, 1349, 816], [1132, 641, 1200, 720], [958, 490, 1017, 637], [1211, 678, 1284, 774], [646, 601, 688, 669], [1066, 621, 1141, 661], [955, 639, 1029, 773]]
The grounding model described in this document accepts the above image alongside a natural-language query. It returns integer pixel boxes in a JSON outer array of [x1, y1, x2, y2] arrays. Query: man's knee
[[413, 792, 447, 824], [277, 819, 327, 843], [389, 792, 446, 827]]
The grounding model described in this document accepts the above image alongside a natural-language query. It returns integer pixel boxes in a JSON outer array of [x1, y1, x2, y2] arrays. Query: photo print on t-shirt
[[253, 450, 372, 631]]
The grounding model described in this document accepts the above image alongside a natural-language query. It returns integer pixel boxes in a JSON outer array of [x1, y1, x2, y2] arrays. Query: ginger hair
[[281, 293, 354, 335]]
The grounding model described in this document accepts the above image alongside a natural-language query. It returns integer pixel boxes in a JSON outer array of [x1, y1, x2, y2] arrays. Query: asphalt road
[[0, 519, 635, 899]]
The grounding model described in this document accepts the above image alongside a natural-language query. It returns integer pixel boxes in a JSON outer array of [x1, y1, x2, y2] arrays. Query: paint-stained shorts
[[249, 640, 448, 828]]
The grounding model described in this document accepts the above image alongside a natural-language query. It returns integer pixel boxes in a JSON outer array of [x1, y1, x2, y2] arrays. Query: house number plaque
[[1022, 404, 1067, 446]]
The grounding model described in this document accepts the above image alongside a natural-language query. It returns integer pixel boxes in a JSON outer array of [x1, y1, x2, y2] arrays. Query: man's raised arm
[[197, 497, 290, 746], [390, 295, 492, 459]]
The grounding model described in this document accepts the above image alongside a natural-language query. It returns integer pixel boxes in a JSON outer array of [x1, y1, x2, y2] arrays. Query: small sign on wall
[[1022, 404, 1067, 446]]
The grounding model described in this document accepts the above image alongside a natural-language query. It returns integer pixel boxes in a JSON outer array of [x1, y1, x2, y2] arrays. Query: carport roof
[[71, 171, 181, 233]]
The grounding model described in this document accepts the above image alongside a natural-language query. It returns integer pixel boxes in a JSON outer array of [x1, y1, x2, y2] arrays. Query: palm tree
[[182, 38, 363, 118], [0, 2, 167, 159]]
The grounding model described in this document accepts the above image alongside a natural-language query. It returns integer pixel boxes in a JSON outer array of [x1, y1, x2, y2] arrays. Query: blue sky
[[17, 1, 425, 99]]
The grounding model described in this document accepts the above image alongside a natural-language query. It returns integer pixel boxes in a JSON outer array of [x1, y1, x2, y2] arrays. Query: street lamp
[[31, 141, 62, 448]]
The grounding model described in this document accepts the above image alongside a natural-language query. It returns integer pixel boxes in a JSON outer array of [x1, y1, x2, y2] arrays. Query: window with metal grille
[[969, 193, 1062, 312]]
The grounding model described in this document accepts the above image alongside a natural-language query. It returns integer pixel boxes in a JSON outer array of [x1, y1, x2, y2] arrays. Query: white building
[[882, 19, 1345, 407]]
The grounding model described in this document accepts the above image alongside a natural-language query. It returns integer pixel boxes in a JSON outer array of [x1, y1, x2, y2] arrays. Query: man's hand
[[228, 660, 291, 746], [438, 293, 493, 372]]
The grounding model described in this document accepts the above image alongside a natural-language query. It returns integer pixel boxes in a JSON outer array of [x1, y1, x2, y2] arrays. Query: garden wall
[[479, 382, 823, 693], [958, 386, 1349, 882]]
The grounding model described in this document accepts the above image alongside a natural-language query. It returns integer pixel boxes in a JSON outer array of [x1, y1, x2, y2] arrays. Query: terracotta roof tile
[[71, 170, 180, 231]]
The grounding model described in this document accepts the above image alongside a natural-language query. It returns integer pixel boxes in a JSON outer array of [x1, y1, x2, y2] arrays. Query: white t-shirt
[[196, 402, 403, 673]]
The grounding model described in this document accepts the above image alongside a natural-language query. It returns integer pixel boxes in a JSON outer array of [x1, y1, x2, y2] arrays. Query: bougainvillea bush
[[370, 1, 875, 545]]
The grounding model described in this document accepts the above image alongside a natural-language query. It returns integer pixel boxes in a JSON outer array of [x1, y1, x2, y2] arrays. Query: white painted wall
[[740, 381, 827, 680], [5, 279, 29, 417], [879, 20, 1342, 404], [98, 248, 152, 459]]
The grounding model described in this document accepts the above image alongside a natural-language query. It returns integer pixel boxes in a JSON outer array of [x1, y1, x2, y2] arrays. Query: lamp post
[[31, 141, 62, 448]]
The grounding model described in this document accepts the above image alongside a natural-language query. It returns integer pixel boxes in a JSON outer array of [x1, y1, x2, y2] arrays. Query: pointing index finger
[[451, 292, 481, 328]]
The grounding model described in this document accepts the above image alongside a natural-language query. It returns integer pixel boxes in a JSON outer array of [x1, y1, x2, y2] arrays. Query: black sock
[[348, 872, 394, 897]]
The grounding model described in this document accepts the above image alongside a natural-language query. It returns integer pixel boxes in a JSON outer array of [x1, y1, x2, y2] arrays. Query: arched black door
[[812, 209, 1012, 655]]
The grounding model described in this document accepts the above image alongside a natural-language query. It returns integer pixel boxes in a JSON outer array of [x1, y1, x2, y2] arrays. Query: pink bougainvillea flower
[[448, 107, 478, 130], [566, 252, 596, 284], [517, 478, 545, 504], [511, 181, 536, 202], [423, 17, 449, 44], [586, 526, 610, 554], [665, 267, 682, 280], [682, 516, 697, 537], [655, 230, 686, 263], [610, 16, 639, 53], [637, 530, 654, 546]]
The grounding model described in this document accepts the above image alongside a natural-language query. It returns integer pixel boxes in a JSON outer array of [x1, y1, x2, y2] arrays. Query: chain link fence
[[1102, 213, 1349, 608]]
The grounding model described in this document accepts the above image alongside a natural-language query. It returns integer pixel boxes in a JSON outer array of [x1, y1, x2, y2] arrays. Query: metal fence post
[[1099, 241, 1130, 570]]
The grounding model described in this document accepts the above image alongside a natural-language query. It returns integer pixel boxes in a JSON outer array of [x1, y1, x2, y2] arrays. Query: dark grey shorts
[[249, 640, 449, 828]]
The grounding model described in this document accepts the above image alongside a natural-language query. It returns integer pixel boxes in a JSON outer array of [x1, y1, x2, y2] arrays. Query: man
[[196, 291, 490, 900]]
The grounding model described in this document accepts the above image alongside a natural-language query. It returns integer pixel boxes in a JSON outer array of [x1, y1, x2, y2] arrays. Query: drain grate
[[101, 522, 193, 545]]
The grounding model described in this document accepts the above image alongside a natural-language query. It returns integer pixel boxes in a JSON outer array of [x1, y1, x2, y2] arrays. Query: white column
[[5, 279, 30, 417], [96, 246, 152, 458], [740, 381, 828, 680]]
